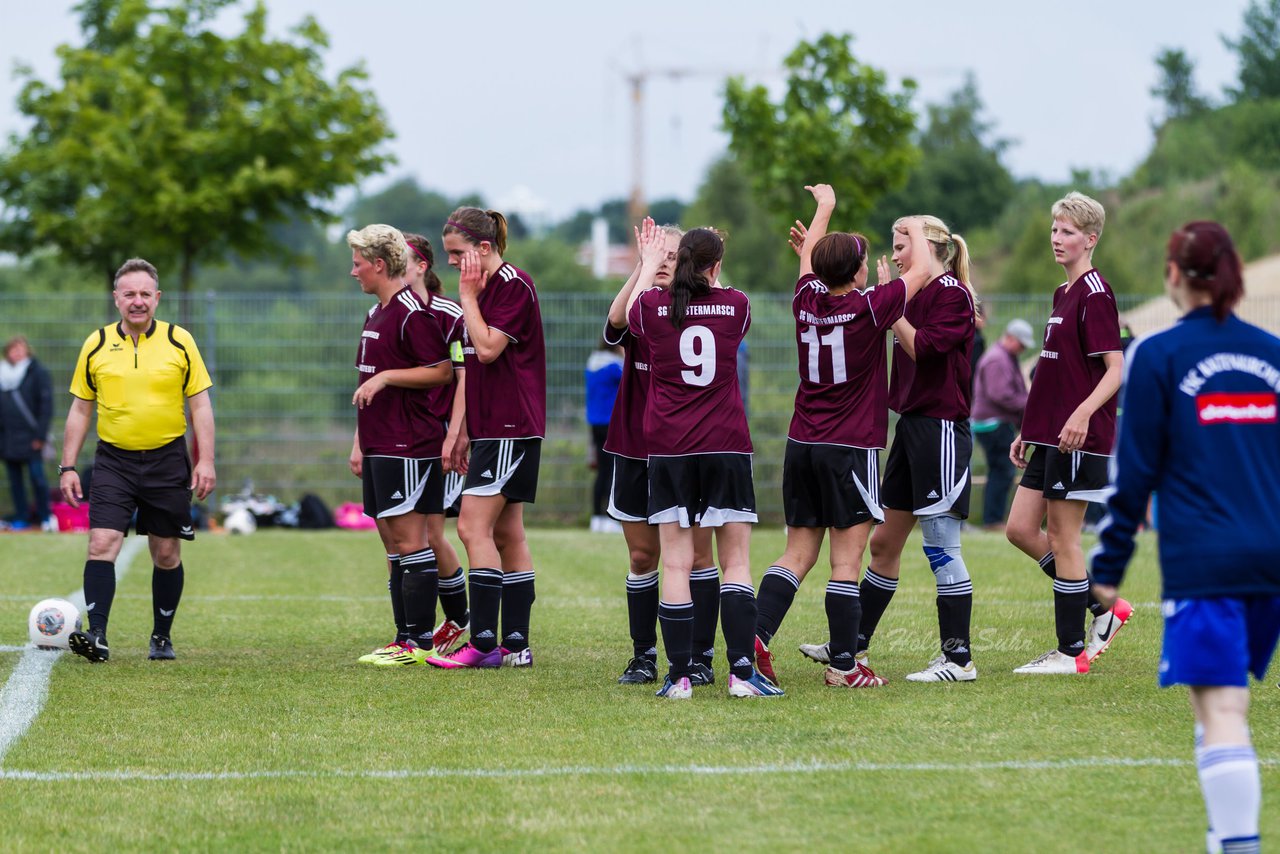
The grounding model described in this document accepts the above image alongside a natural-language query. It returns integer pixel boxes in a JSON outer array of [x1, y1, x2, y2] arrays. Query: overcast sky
[[0, 0, 1255, 221]]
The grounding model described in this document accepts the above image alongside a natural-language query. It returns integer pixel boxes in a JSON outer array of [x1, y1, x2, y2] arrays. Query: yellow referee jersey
[[70, 320, 213, 451]]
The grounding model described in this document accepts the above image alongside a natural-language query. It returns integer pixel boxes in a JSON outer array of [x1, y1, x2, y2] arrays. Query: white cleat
[[905, 655, 977, 682], [1013, 649, 1089, 675]]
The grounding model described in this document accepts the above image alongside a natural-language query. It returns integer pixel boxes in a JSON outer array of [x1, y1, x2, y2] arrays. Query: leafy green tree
[[868, 74, 1014, 239], [722, 32, 918, 235], [684, 155, 792, 293], [1151, 48, 1210, 125], [0, 0, 392, 317], [1224, 0, 1280, 100]]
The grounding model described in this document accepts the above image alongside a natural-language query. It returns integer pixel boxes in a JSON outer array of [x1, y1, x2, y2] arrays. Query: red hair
[[1167, 221, 1244, 322]]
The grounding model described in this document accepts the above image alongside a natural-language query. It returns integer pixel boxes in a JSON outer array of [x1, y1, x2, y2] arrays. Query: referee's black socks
[[152, 563, 184, 638], [83, 559, 116, 634]]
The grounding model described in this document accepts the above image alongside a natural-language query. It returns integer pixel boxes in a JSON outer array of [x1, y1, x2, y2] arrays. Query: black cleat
[[617, 656, 657, 684], [68, 628, 110, 662], [148, 634, 176, 661], [688, 662, 715, 686]]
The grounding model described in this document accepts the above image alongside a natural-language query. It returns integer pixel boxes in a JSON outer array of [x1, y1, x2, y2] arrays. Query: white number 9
[[679, 325, 716, 387]]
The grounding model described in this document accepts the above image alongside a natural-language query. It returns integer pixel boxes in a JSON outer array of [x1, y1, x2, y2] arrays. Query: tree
[[1224, 0, 1280, 100], [722, 33, 918, 235], [1151, 48, 1210, 125], [0, 0, 392, 318], [867, 74, 1015, 239], [683, 155, 792, 294]]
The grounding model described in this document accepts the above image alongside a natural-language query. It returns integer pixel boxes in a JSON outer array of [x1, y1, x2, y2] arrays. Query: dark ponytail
[[670, 228, 724, 328], [1167, 221, 1244, 322], [403, 232, 444, 295]]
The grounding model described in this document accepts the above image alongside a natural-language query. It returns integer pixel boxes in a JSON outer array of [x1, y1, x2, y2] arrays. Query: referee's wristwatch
[[58, 465, 76, 475]]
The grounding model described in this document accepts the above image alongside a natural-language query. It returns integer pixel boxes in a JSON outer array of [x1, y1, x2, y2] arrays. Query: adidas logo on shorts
[[481, 469, 494, 478], [927, 489, 940, 499], [390, 490, 403, 499], [1052, 482, 1065, 490]]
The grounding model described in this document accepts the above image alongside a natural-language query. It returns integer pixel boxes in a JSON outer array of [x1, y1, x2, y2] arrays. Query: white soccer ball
[[28, 598, 81, 651], [224, 507, 257, 535]]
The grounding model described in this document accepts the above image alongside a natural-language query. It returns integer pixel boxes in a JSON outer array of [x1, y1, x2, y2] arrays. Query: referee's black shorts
[[89, 438, 195, 539]]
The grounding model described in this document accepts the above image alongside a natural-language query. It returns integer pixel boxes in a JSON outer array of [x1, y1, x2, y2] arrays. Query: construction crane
[[623, 65, 776, 228]]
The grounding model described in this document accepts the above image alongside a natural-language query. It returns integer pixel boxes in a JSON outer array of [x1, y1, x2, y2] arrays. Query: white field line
[[0, 537, 146, 764], [0, 755, 1276, 783], [0, 594, 1168, 610]]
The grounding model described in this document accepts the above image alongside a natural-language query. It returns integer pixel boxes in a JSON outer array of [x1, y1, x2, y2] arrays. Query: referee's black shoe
[[68, 628, 110, 663], [618, 656, 657, 684], [148, 635, 176, 661]]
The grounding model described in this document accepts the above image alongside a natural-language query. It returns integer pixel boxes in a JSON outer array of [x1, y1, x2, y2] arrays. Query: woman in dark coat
[[1, 336, 53, 528]]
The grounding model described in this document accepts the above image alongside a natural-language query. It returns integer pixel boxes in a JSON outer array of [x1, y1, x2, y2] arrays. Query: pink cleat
[[424, 642, 502, 669]]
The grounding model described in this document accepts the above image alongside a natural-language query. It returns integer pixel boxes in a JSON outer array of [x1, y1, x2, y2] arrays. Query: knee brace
[[920, 514, 971, 591]]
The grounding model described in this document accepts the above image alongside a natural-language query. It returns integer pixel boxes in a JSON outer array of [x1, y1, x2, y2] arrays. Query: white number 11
[[800, 325, 846, 383]]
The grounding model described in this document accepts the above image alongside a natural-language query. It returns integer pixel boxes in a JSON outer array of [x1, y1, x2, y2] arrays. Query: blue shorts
[[1159, 596, 1280, 688]]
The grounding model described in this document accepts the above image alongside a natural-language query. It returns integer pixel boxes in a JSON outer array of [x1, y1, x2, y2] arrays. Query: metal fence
[[1, 289, 1273, 525]]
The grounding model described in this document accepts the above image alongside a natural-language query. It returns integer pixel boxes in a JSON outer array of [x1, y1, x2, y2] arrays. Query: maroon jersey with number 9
[[628, 286, 752, 456]]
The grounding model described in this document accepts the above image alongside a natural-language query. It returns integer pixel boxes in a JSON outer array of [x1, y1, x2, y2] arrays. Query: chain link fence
[[0, 288, 1269, 525]]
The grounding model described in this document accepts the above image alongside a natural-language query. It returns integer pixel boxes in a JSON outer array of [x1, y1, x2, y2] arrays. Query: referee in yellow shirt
[[59, 258, 216, 662]]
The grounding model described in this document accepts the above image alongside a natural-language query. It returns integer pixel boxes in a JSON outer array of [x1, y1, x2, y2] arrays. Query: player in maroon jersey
[[427, 207, 547, 670], [605, 220, 720, 686], [628, 226, 781, 699], [345, 224, 455, 666], [1006, 192, 1129, 675], [752, 185, 932, 690], [803, 214, 982, 683], [403, 233, 470, 655]]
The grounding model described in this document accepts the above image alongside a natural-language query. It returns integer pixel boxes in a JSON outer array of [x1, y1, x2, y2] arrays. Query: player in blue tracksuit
[[1091, 222, 1280, 854]]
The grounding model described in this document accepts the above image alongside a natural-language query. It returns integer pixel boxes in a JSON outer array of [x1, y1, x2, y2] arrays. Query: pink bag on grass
[[333, 501, 377, 530]]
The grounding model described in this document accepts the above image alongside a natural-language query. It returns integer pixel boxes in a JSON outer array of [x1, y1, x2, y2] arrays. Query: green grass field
[[0, 527, 1275, 851]]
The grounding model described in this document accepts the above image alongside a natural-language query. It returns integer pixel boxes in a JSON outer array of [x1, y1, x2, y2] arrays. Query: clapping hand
[[788, 221, 808, 257], [636, 216, 666, 271]]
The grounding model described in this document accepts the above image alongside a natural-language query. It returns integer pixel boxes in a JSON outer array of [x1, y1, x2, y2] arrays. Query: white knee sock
[[1196, 740, 1260, 853]]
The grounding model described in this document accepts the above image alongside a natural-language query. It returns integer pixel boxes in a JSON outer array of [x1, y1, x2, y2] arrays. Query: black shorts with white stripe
[[647, 452, 757, 528], [1019, 444, 1110, 502], [362, 455, 443, 519], [782, 439, 883, 529], [880, 414, 972, 518], [443, 469, 465, 518], [607, 454, 649, 523], [463, 438, 542, 504]]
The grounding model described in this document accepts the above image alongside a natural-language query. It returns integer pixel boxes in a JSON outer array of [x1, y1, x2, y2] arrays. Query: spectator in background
[[971, 319, 1033, 530], [585, 339, 624, 533], [0, 336, 54, 531], [969, 302, 988, 393]]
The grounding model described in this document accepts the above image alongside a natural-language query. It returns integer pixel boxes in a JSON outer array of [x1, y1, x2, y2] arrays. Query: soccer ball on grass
[[28, 598, 81, 651]]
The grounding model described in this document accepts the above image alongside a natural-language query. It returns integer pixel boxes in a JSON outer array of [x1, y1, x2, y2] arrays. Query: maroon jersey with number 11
[[790, 273, 907, 449], [628, 286, 752, 456]]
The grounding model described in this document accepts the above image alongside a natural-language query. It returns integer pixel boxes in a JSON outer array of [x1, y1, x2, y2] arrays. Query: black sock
[[468, 568, 503, 652], [83, 559, 116, 634], [387, 554, 407, 640], [658, 600, 694, 681], [689, 566, 720, 667], [400, 548, 438, 647], [501, 570, 536, 652], [437, 568, 469, 625], [625, 571, 660, 660], [937, 589, 973, 666], [825, 580, 861, 670], [1053, 577, 1090, 656], [151, 563, 184, 638], [857, 568, 898, 653], [720, 582, 758, 680], [1043, 552, 1107, 616], [755, 566, 800, 646]]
